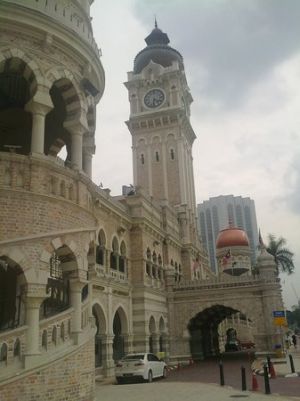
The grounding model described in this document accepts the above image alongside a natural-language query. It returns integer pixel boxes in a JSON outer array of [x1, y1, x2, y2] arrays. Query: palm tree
[[267, 234, 295, 275]]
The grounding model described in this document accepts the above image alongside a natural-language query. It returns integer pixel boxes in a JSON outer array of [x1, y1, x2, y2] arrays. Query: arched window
[[60, 322, 65, 341], [155, 151, 159, 162], [175, 262, 179, 282], [0, 343, 8, 364], [42, 330, 48, 350], [158, 254, 162, 265], [40, 248, 71, 318], [110, 237, 119, 270], [81, 284, 89, 301], [119, 241, 126, 273], [113, 311, 125, 361], [0, 257, 25, 331], [13, 338, 20, 358], [146, 248, 151, 260], [60, 181, 66, 197], [96, 229, 106, 266], [52, 326, 57, 345]]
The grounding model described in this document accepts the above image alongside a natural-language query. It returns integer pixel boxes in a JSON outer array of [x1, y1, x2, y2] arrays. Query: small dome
[[216, 226, 249, 249], [133, 24, 184, 74]]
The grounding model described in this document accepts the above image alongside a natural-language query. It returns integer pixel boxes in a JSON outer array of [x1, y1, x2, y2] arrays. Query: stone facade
[[0, 2, 284, 401]]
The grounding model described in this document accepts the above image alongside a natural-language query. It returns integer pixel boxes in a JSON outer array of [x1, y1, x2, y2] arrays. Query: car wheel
[[147, 370, 153, 383], [162, 367, 167, 379]]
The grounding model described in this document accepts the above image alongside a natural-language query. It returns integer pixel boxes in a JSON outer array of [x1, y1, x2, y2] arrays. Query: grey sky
[[91, 0, 300, 308]]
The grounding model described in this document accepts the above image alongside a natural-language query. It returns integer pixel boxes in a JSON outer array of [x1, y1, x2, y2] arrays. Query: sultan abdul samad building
[[0, 1, 284, 400]]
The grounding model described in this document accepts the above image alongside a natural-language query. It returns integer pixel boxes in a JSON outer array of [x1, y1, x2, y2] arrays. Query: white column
[[83, 148, 93, 178], [147, 144, 153, 197], [70, 280, 84, 334], [161, 141, 169, 201], [177, 138, 187, 204], [70, 127, 84, 170], [26, 101, 52, 155], [25, 297, 43, 355], [132, 145, 138, 186]]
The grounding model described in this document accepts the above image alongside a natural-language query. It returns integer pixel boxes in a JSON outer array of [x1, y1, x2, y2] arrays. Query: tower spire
[[154, 15, 158, 28]]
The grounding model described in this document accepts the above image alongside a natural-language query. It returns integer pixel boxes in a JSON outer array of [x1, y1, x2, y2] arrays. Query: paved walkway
[[95, 380, 300, 401], [253, 348, 300, 377]]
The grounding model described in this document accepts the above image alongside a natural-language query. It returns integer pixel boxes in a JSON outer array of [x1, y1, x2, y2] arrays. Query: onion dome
[[133, 21, 184, 74], [216, 226, 249, 249]]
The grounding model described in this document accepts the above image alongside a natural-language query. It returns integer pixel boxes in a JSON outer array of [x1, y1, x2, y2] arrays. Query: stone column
[[25, 297, 43, 356], [25, 100, 52, 155], [70, 126, 84, 170], [123, 334, 134, 354], [147, 145, 153, 196], [102, 334, 115, 377], [177, 138, 187, 204], [161, 141, 169, 201], [83, 147, 93, 178], [151, 333, 160, 354], [69, 280, 86, 343], [132, 145, 138, 186]]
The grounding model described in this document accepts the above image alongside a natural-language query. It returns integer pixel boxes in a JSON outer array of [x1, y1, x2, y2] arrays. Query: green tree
[[267, 234, 295, 275]]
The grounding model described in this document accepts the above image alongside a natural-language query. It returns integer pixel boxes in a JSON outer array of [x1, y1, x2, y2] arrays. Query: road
[[165, 353, 300, 397], [95, 353, 300, 401]]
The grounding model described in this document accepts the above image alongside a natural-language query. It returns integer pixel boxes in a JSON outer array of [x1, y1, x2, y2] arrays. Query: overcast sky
[[90, 0, 300, 309]]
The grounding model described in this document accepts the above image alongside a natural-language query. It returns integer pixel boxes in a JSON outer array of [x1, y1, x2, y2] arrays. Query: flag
[[222, 249, 231, 266]]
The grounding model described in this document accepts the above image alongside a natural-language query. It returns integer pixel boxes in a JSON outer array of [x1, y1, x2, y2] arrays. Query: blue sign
[[273, 311, 285, 317]]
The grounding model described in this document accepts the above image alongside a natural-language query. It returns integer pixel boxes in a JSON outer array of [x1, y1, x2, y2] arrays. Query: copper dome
[[216, 227, 249, 249]]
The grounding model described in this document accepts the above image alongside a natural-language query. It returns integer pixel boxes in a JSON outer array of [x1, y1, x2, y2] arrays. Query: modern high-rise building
[[197, 195, 259, 273]]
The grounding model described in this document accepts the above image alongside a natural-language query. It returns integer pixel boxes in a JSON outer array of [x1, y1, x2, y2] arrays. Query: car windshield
[[122, 354, 144, 360]]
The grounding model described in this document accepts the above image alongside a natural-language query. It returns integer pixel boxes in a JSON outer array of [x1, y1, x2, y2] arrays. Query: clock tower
[[125, 22, 199, 243]]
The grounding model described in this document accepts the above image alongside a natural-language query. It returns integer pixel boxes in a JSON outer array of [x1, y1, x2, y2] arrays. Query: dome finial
[[154, 15, 158, 29]]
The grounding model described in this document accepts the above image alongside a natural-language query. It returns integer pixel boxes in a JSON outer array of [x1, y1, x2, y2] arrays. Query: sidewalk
[[95, 380, 300, 401], [252, 348, 300, 377]]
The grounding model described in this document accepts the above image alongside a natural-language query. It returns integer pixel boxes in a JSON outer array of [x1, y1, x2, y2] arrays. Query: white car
[[115, 353, 167, 383]]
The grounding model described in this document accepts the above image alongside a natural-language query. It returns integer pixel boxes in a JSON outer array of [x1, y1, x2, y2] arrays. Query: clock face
[[144, 89, 165, 108]]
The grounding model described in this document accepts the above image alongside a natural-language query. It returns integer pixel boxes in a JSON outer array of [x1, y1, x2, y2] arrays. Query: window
[[42, 330, 47, 350], [61, 322, 65, 341], [41, 252, 70, 318], [52, 326, 57, 345], [155, 151, 159, 162], [14, 338, 20, 358], [140, 154, 145, 164], [170, 148, 175, 160], [0, 343, 8, 364], [147, 353, 159, 361]]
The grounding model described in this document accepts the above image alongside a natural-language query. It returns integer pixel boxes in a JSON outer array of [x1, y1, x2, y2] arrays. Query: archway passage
[[92, 304, 106, 368], [0, 57, 35, 155], [113, 311, 125, 362], [0, 257, 26, 331], [188, 305, 239, 360]]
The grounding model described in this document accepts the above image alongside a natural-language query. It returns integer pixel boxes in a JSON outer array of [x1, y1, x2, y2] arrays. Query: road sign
[[273, 310, 287, 326]]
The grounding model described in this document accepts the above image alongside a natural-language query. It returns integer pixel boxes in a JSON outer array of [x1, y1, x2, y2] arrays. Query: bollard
[[252, 372, 259, 391], [263, 363, 271, 395], [241, 365, 247, 391], [219, 360, 225, 386], [289, 354, 295, 374], [269, 361, 276, 379]]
